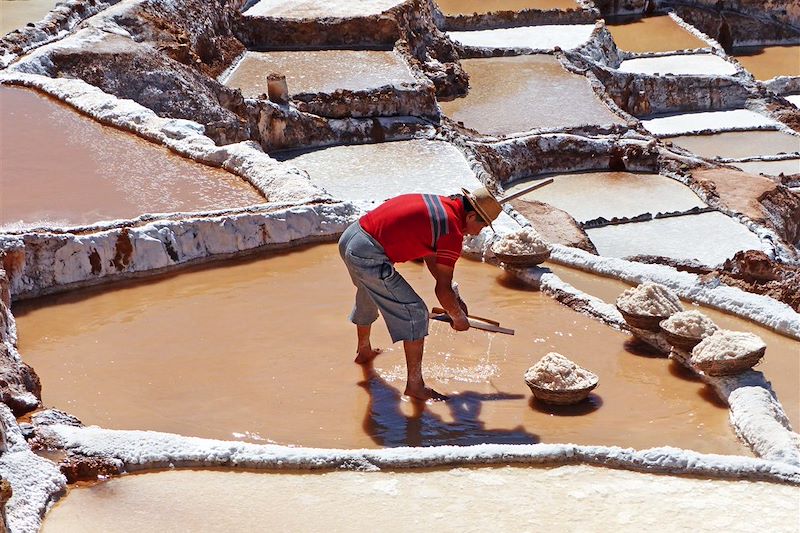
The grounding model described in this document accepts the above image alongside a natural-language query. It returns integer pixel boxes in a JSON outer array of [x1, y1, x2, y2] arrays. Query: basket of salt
[[659, 311, 718, 351], [491, 228, 551, 267], [690, 330, 766, 376], [524, 352, 599, 405], [615, 282, 683, 332]]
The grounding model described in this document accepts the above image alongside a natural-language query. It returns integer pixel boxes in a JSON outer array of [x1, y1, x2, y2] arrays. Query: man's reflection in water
[[359, 363, 539, 447]]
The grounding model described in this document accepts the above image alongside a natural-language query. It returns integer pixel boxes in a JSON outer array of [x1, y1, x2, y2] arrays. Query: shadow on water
[[527, 393, 603, 416], [359, 363, 540, 447], [495, 269, 544, 292], [623, 338, 666, 359]]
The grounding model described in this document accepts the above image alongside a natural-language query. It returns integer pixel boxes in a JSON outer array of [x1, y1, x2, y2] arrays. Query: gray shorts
[[338, 222, 429, 343]]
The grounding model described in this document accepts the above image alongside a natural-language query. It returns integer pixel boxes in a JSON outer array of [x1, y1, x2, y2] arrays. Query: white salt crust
[[524, 352, 597, 390], [692, 330, 767, 363], [616, 282, 684, 317], [447, 25, 595, 52], [641, 109, 780, 136], [661, 310, 718, 338], [617, 54, 738, 76], [491, 227, 549, 255], [785, 95, 800, 108]]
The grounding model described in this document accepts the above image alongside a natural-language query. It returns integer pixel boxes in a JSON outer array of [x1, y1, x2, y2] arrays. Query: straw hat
[[461, 187, 502, 229]]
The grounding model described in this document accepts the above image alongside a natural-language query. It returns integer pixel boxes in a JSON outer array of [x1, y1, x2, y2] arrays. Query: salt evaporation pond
[[732, 45, 800, 81], [438, 55, 623, 135], [606, 15, 708, 53], [617, 54, 738, 76], [503, 172, 705, 222], [665, 130, 800, 160], [243, 0, 403, 18], [786, 95, 800, 108], [543, 263, 800, 428], [0, 0, 58, 35], [447, 25, 595, 51], [585, 211, 765, 266], [0, 86, 264, 230], [42, 466, 800, 532], [224, 51, 416, 98], [641, 109, 778, 137], [274, 140, 480, 201], [15, 244, 746, 454], [436, 0, 579, 14], [734, 159, 800, 176]]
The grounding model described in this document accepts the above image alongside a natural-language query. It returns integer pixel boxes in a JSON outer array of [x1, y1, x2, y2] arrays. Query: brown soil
[[508, 199, 598, 253]]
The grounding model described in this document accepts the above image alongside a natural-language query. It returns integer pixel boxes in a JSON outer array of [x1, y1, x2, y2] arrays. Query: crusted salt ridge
[[39, 424, 800, 484], [547, 245, 800, 339], [641, 109, 782, 137], [0, 72, 327, 205], [1, 202, 357, 300], [0, 406, 66, 533]]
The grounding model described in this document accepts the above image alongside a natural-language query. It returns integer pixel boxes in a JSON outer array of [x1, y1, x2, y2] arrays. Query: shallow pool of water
[[438, 55, 623, 136], [42, 466, 800, 532], [504, 172, 705, 222], [617, 54, 738, 76], [436, 0, 579, 14], [733, 159, 800, 176], [0, 86, 264, 230], [732, 45, 800, 81], [224, 50, 416, 97], [543, 262, 800, 428], [243, 0, 402, 18], [274, 140, 480, 201], [0, 0, 58, 35], [15, 244, 745, 453], [606, 15, 709, 53], [665, 130, 800, 160]]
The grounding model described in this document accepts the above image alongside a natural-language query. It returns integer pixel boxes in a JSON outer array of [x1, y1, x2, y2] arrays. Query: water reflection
[[359, 363, 539, 447]]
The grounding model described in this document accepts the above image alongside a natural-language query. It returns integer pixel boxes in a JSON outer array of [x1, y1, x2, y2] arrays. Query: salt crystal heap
[[616, 282, 683, 317], [524, 352, 598, 391], [492, 227, 549, 255], [661, 310, 718, 339], [691, 330, 766, 364]]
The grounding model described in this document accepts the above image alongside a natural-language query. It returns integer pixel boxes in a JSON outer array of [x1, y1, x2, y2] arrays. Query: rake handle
[[431, 306, 501, 326]]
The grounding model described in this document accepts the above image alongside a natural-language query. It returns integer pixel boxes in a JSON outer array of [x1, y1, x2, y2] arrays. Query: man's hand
[[457, 296, 469, 316], [450, 311, 470, 331]]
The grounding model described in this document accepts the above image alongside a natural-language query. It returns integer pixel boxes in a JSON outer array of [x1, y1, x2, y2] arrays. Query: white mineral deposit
[[661, 310, 718, 339], [691, 330, 767, 364], [616, 282, 683, 317], [524, 352, 597, 390], [492, 227, 549, 255], [617, 54, 739, 76]]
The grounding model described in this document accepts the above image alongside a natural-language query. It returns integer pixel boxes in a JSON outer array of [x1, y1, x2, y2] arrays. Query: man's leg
[[403, 337, 448, 401], [355, 324, 381, 364]]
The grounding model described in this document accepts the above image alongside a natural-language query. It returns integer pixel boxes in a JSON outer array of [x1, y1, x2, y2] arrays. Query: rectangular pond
[[437, 0, 579, 14], [243, 0, 403, 18], [606, 15, 709, 53], [438, 55, 624, 136], [617, 54, 738, 76], [447, 25, 595, 51], [1, 0, 58, 35], [733, 159, 800, 177], [0, 87, 264, 231], [732, 45, 800, 81], [664, 130, 800, 160], [641, 109, 779, 136]]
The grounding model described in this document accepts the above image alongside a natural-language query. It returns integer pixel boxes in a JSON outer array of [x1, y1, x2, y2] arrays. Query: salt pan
[[492, 227, 549, 255], [616, 282, 683, 317], [524, 352, 597, 390], [661, 310, 718, 339]]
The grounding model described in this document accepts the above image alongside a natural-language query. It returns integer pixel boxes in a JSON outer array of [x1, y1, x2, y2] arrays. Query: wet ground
[[0, 86, 263, 230], [438, 55, 623, 135], [665, 130, 800, 160], [605, 15, 708, 53], [42, 466, 800, 532], [15, 244, 747, 454]]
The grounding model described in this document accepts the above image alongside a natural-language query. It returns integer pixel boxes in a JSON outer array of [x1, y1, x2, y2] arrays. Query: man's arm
[[423, 255, 469, 331]]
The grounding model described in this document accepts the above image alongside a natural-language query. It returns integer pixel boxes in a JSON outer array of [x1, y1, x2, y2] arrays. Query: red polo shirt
[[360, 194, 465, 267]]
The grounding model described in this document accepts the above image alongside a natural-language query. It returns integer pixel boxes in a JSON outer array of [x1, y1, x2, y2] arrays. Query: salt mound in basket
[[524, 352, 598, 405], [491, 227, 551, 267], [659, 310, 718, 351], [690, 330, 766, 376], [616, 282, 683, 332]]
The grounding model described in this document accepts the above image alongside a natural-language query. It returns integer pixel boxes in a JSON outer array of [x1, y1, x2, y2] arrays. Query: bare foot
[[354, 347, 382, 364], [404, 385, 449, 402]]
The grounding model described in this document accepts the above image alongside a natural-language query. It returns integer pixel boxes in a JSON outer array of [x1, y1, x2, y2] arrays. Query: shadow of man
[[358, 362, 539, 447]]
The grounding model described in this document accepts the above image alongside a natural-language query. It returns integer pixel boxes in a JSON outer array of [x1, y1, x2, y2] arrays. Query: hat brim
[[461, 188, 495, 230]]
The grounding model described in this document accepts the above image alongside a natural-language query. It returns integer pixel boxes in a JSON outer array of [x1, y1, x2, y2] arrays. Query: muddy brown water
[[41, 466, 800, 532], [15, 244, 747, 454], [732, 45, 800, 81], [733, 159, 800, 177], [1, 0, 58, 35], [438, 55, 624, 136], [606, 15, 708, 53], [665, 130, 800, 160], [503, 172, 705, 222], [545, 262, 800, 428], [0, 86, 264, 230], [225, 51, 417, 98], [436, 0, 578, 14]]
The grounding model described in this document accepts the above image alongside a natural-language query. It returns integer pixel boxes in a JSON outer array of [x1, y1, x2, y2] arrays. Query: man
[[338, 187, 502, 401]]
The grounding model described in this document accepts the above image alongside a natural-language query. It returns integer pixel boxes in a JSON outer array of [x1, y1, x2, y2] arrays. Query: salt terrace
[[0, 0, 799, 531]]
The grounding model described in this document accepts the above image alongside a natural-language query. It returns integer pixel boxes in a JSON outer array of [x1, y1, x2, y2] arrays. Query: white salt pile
[[691, 330, 766, 363], [616, 282, 683, 317], [492, 227, 549, 255], [524, 352, 598, 390], [660, 310, 718, 338]]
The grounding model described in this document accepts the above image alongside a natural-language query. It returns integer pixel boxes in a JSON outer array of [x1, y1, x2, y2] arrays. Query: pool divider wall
[[0, 270, 40, 415]]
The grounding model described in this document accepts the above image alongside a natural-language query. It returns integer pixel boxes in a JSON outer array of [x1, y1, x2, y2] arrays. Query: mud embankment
[[0, 269, 40, 416]]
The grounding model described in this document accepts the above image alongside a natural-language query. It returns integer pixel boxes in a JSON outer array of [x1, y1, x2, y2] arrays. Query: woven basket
[[692, 346, 766, 376], [494, 250, 551, 267], [616, 305, 666, 332], [659, 321, 706, 351], [526, 377, 598, 405]]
